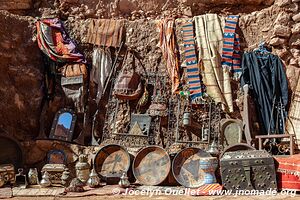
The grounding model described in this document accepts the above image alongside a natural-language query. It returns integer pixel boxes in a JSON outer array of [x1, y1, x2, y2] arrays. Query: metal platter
[[94, 144, 131, 180], [133, 146, 171, 186], [172, 147, 211, 188]]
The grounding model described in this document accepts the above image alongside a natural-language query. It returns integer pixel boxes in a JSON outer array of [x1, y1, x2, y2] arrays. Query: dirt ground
[[7, 194, 300, 200]]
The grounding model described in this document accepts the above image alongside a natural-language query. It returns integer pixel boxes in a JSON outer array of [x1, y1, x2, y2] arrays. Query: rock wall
[[0, 10, 43, 141]]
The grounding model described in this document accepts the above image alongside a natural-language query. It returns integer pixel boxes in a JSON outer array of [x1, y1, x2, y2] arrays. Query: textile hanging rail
[[157, 18, 180, 94], [36, 18, 85, 63], [86, 19, 125, 48], [221, 15, 241, 79], [181, 20, 203, 101]]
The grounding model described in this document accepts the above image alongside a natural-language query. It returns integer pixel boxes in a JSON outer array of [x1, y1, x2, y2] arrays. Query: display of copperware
[[172, 147, 212, 188], [133, 146, 171, 186], [94, 144, 131, 182]]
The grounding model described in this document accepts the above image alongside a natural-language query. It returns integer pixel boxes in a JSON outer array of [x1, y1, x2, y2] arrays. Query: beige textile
[[194, 14, 233, 112], [86, 19, 125, 47], [287, 76, 300, 148]]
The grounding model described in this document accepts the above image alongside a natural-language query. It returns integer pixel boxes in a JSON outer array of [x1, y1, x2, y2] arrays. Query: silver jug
[[40, 171, 51, 188], [118, 172, 130, 188], [87, 169, 100, 188]]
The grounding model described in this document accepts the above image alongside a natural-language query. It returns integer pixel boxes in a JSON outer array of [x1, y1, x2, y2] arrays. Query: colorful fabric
[[91, 48, 112, 104], [194, 14, 234, 112], [86, 19, 125, 48], [275, 155, 300, 191], [157, 18, 180, 94], [287, 76, 300, 148], [189, 184, 223, 196], [36, 18, 85, 63], [182, 21, 203, 101], [221, 15, 241, 79]]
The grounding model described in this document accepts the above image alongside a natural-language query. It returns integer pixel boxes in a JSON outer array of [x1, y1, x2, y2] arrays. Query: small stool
[[255, 134, 295, 155]]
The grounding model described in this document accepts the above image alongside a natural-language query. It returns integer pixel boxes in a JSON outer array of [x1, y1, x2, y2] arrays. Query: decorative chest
[[220, 150, 277, 192], [0, 164, 15, 184], [42, 164, 66, 184]]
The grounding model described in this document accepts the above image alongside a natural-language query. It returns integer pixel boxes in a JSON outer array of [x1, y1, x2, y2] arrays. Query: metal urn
[[61, 168, 71, 187], [87, 169, 100, 188], [40, 171, 51, 188], [28, 168, 39, 185], [75, 154, 90, 183], [118, 172, 130, 188]]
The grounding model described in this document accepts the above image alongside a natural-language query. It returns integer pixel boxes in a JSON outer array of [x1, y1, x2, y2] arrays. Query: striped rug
[[221, 15, 241, 78], [182, 21, 203, 101]]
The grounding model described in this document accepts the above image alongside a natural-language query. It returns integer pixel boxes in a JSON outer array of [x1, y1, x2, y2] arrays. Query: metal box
[[42, 164, 66, 184], [220, 150, 277, 192]]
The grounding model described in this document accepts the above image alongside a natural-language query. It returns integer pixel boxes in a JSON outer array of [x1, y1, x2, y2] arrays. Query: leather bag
[[113, 50, 142, 100]]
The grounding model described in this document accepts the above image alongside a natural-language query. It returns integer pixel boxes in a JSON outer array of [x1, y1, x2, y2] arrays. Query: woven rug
[[194, 14, 233, 112], [86, 19, 125, 48], [181, 20, 203, 101]]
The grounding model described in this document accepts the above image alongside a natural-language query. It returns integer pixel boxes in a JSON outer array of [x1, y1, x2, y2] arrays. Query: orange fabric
[[157, 19, 180, 94]]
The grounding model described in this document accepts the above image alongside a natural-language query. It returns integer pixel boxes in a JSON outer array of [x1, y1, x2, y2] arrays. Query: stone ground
[[1, 185, 300, 200], [8, 195, 300, 200]]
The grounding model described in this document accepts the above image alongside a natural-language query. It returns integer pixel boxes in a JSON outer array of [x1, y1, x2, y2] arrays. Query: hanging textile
[[86, 19, 125, 48], [240, 52, 288, 135], [157, 18, 180, 94], [36, 18, 85, 63], [91, 48, 112, 104], [287, 76, 300, 148], [181, 20, 203, 101], [194, 14, 233, 112], [221, 15, 242, 79]]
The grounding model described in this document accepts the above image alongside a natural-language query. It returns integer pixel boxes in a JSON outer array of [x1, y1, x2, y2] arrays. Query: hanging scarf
[[157, 18, 180, 94], [36, 18, 85, 63], [182, 21, 203, 101], [91, 48, 112, 104], [221, 15, 241, 79]]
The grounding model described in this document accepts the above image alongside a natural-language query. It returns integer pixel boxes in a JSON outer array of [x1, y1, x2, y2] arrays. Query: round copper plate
[[133, 146, 171, 186], [172, 147, 211, 188], [94, 144, 130, 179]]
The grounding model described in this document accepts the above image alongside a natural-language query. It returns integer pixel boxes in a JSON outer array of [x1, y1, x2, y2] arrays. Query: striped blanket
[[182, 20, 203, 101], [36, 18, 85, 63], [91, 48, 112, 104], [86, 19, 125, 48], [287, 75, 300, 149], [194, 14, 233, 112], [221, 15, 241, 79], [157, 18, 180, 94]]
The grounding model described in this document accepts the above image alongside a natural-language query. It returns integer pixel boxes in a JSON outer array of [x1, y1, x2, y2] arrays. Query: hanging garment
[[194, 14, 233, 112], [221, 15, 242, 79], [287, 77, 300, 147], [157, 18, 180, 94], [240, 52, 288, 135], [36, 18, 85, 63], [91, 48, 112, 104], [86, 19, 125, 48], [181, 20, 203, 101]]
